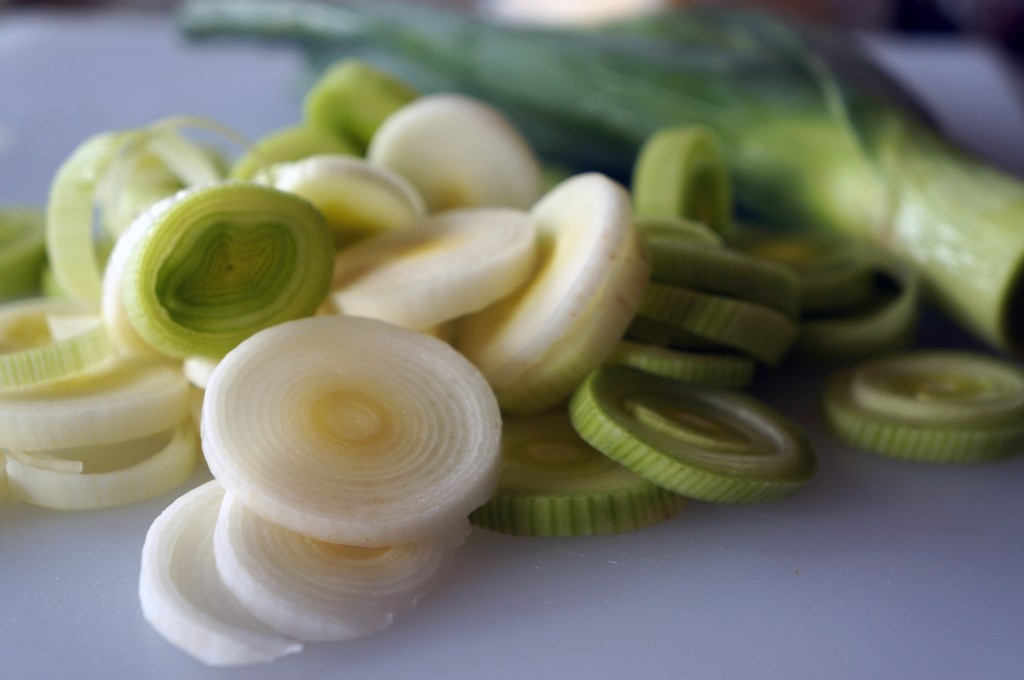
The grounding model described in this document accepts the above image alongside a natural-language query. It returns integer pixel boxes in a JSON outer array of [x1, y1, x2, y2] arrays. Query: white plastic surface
[[1, 10, 1022, 680]]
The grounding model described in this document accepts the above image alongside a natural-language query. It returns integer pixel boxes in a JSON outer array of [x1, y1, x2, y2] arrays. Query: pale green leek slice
[[202, 315, 501, 546], [139, 481, 303, 666], [229, 124, 357, 181], [0, 298, 112, 390], [633, 215, 723, 247], [570, 366, 816, 502], [631, 126, 733, 235], [0, 208, 46, 300], [470, 411, 686, 537], [606, 340, 755, 388], [214, 494, 465, 642], [367, 93, 543, 212], [0, 358, 189, 451], [271, 154, 425, 247], [121, 183, 333, 359], [329, 207, 537, 330], [824, 351, 1024, 463], [457, 173, 649, 415], [304, 58, 420, 152], [4, 423, 196, 511]]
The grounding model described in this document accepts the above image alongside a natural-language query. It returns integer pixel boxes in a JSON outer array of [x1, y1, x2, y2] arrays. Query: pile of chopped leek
[[2, 24, 1024, 666]]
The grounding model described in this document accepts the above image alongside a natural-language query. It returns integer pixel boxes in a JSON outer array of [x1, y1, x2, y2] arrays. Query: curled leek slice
[[470, 411, 686, 537], [229, 124, 357, 181], [569, 366, 816, 503], [368, 93, 543, 212], [4, 423, 196, 511], [458, 173, 649, 414], [0, 358, 189, 451], [0, 208, 46, 300], [121, 183, 333, 359], [330, 207, 537, 330], [0, 298, 112, 390], [824, 351, 1024, 463], [304, 59, 420, 152], [631, 126, 733, 235], [202, 316, 501, 546], [606, 341, 755, 389], [271, 154, 425, 247], [214, 494, 464, 642], [139, 481, 302, 667]]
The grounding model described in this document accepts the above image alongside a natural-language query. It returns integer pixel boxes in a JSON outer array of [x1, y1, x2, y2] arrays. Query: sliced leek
[[634, 214, 723, 248], [470, 411, 686, 536], [304, 58, 420, 152], [0, 298, 112, 390], [0, 208, 46, 300], [824, 351, 1024, 463], [458, 173, 649, 414], [606, 340, 755, 388], [139, 481, 302, 666], [202, 315, 501, 546], [271, 154, 425, 247], [184, 356, 219, 390], [214, 494, 464, 642], [229, 124, 357, 181], [0, 358, 189, 451], [329, 207, 537, 330], [570, 366, 816, 502], [5, 423, 196, 510], [367, 93, 543, 212], [632, 126, 733, 235], [121, 183, 333, 359]]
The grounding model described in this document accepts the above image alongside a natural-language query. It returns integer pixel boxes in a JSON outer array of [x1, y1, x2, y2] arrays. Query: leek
[[180, 0, 1024, 353]]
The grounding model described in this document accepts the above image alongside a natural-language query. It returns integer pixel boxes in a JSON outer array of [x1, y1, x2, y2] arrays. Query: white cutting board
[[1, 10, 1022, 680]]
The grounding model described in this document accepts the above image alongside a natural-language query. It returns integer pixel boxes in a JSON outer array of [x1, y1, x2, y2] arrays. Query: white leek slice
[[0, 298, 112, 390], [272, 154, 425, 247], [367, 93, 543, 212], [214, 494, 464, 642], [0, 357, 189, 451], [457, 173, 649, 414], [5, 423, 196, 510], [140, 481, 302, 666], [202, 315, 501, 546], [330, 207, 537, 330]]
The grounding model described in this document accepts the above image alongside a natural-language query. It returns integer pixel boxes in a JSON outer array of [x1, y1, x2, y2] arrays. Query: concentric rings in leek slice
[[121, 182, 333, 359], [202, 315, 501, 547], [470, 411, 686, 537], [632, 126, 733, 235], [0, 298, 112, 391], [0, 208, 46, 301], [569, 366, 815, 503], [824, 351, 1024, 463]]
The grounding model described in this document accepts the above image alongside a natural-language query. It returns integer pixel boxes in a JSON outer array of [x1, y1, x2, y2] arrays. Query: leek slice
[[304, 59, 420, 152], [202, 315, 501, 546], [639, 283, 798, 366], [570, 366, 816, 502], [367, 93, 543, 212], [0, 208, 46, 300], [606, 340, 755, 388], [214, 494, 464, 642], [5, 424, 196, 510], [329, 207, 537, 330], [632, 126, 733, 235], [634, 214, 723, 247], [229, 124, 357, 181], [0, 298, 112, 390], [121, 183, 333, 359], [824, 351, 1024, 463], [470, 411, 686, 537], [458, 173, 649, 414], [271, 154, 425, 247], [0, 358, 189, 451], [139, 481, 302, 666]]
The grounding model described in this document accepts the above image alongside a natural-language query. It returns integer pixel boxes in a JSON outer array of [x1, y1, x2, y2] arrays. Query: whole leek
[[180, 0, 1024, 353]]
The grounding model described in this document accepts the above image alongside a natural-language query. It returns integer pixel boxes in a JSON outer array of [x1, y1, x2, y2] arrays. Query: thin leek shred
[[202, 315, 501, 546], [139, 481, 303, 666], [179, 0, 1024, 352]]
